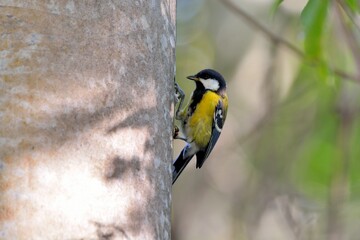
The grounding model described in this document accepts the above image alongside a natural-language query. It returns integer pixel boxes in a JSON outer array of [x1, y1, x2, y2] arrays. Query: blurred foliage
[[346, 0, 360, 12], [300, 0, 329, 59], [270, 0, 284, 17], [173, 0, 360, 239]]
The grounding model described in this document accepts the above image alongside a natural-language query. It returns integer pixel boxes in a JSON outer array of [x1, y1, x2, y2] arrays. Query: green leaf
[[316, 61, 331, 83], [349, 117, 360, 199], [292, 117, 339, 199], [300, 0, 329, 59], [270, 0, 284, 17], [345, 0, 360, 13]]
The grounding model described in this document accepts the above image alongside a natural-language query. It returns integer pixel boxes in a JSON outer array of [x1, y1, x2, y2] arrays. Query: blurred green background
[[172, 0, 360, 239]]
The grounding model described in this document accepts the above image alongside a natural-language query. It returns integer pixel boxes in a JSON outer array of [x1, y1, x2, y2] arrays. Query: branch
[[218, 0, 360, 83]]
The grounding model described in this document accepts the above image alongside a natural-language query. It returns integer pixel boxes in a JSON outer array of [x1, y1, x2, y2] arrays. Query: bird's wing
[[196, 99, 226, 168]]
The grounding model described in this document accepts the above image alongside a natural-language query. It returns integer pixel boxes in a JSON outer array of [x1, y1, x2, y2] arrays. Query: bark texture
[[0, 0, 175, 239]]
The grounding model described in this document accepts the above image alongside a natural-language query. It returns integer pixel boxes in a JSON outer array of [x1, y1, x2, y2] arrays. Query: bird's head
[[187, 69, 226, 92]]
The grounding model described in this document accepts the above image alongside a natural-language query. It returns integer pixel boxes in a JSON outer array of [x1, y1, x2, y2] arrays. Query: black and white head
[[187, 69, 226, 93]]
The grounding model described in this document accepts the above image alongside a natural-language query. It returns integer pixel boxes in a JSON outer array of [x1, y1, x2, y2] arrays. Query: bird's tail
[[172, 147, 194, 184]]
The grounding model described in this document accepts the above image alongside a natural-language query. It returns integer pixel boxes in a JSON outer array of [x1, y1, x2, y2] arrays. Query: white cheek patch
[[200, 78, 219, 91]]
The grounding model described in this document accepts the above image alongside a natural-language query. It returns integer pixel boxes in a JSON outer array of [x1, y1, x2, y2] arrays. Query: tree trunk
[[0, 1, 175, 239]]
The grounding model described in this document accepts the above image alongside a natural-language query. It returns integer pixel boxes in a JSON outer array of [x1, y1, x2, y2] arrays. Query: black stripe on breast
[[189, 88, 206, 114]]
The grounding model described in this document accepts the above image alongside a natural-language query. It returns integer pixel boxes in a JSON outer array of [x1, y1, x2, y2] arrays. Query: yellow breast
[[186, 91, 224, 148]]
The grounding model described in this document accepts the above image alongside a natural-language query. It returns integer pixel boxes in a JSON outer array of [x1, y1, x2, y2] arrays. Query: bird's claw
[[174, 81, 185, 120], [174, 82, 185, 104], [173, 125, 180, 139]]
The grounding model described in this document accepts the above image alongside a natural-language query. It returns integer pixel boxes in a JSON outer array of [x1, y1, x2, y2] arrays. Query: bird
[[172, 69, 228, 184]]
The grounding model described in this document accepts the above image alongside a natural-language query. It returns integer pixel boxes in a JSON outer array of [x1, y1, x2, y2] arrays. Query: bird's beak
[[187, 75, 199, 81]]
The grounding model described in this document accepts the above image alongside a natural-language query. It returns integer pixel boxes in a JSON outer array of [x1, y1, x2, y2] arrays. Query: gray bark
[[0, 0, 175, 239]]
